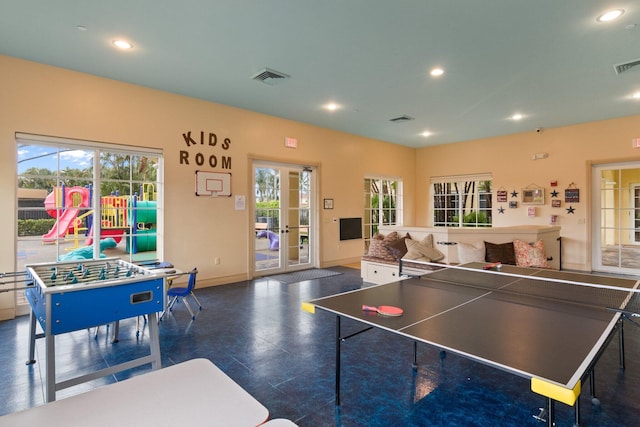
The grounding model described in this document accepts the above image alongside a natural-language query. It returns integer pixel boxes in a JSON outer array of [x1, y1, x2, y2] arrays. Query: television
[[339, 217, 363, 241]]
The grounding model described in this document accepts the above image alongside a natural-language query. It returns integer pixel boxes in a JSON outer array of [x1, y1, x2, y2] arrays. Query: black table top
[[307, 263, 640, 388]]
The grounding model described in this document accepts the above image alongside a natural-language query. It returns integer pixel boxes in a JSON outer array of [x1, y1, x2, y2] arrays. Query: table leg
[[546, 397, 555, 427], [45, 293, 56, 403], [335, 315, 341, 406], [45, 331, 56, 402], [148, 312, 161, 370], [26, 310, 37, 365], [412, 341, 418, 369], [111, 321, 120, 343]]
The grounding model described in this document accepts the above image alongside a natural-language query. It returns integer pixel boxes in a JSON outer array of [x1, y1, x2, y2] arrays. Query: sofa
[[361, 225, 561, 285]]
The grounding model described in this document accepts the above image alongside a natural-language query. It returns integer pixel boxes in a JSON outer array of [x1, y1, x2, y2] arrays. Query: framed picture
[[565, 188, 580, 203], [522, 188, 544, 205], [552, 200, 561, 208], [323, 198, 334, 209], [509, 201, 518, 209]]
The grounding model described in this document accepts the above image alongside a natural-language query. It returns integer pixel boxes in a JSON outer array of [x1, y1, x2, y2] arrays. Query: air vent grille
[[389, 115, 415, 123], [251, 68, 290, 85], [614, 58, 640, 75]]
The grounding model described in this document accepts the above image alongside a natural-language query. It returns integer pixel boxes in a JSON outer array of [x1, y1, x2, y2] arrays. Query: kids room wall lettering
[[179, 131, 232, 170]]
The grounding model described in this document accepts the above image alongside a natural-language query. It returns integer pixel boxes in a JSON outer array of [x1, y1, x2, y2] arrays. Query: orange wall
[[0, 54, 415, 317], [415, 115, 640, 270], [1, 53, 639, 318]]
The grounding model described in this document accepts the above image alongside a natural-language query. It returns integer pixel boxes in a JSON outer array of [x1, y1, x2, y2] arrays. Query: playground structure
[[42, 183, 158, 254]]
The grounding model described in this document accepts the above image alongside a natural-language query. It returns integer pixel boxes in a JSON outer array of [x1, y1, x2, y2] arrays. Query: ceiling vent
[[251, 68, 290, 85], [614, 58, 640, 75], [389, 115, 415, 123]]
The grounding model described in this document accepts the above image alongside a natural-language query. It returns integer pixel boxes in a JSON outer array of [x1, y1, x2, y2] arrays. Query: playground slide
[[42, 186, 90, 243], [42, 206, 82, 243]]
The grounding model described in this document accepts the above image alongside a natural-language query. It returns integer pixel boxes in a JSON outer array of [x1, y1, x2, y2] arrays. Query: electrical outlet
[[214, 257, 220, 265]]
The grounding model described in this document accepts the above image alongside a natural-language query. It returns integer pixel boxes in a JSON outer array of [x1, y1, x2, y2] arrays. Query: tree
[[18, 167, 57, 190], [99, 153, 158, 196], [254, 168, 279, 202]]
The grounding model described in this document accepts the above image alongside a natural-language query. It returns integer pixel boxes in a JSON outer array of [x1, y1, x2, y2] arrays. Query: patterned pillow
[[513, 239, 549, 268], [457, 241, 485, 264], [366, 232, 399, 261]]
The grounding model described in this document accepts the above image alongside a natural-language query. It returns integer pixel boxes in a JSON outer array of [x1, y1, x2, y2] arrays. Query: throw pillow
[[366, 231, 399, 261], [513, 239, 549, 268], [457, 241, 485, 264], [384, 233, 411, 260], [484, 241, 516, 265], [404, 235, 445, 262]]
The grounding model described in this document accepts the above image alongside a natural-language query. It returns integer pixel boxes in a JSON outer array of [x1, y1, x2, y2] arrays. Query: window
[[432, 174, 492, 227], [364, 177, 402, 250], [16, 134, 163, 311]]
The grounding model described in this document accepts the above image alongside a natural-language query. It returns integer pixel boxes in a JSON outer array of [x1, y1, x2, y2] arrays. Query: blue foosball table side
[[24, 257, 165, 402]]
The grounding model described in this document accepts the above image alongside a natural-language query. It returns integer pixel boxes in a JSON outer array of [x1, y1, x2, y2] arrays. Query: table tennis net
[[415, 263, 640, 316]]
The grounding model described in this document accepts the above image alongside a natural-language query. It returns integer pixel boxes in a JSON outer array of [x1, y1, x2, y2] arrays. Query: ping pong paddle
[[482, 262, 502, 270], [362, 304, 404, 316]]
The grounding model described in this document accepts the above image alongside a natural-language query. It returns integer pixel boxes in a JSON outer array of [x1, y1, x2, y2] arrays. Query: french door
[[592, 162, 640, 273], [253, 161, 315, 275]]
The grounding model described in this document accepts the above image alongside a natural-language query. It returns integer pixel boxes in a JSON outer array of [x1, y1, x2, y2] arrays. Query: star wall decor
[[511, 190, 519, 198], [498, 206, 505, 214], [566, 206, 575, 214], [550, 190, 559, 198]]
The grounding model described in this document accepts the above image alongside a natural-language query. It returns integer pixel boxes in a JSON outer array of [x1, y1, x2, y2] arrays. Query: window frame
[[431, 173, 492, 228], [15, 133, 163, 311], [363, 176, 403, 251]]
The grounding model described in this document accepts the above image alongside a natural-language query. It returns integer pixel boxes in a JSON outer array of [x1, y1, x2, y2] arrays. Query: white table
[[0, 358, 270, 427], [262, 420, 299, 426]]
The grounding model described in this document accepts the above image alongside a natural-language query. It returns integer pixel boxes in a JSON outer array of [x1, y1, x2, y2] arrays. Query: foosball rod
[[0, 271, 34, 292]]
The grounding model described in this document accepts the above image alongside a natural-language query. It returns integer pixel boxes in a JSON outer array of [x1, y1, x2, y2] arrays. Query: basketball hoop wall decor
[[195, 170, 232, 197]]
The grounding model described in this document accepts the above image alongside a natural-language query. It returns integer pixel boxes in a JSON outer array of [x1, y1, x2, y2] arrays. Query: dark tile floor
[[1, 266, 639, 426]]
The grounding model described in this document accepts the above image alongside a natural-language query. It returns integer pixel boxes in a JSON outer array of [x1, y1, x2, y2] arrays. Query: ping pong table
[[302, 262, 640, 426]]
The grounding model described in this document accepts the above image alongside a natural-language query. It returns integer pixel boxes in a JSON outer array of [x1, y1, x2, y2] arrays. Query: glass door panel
[[593, 164, 640, 272], [254, 163, 314, 275], [254, 166, 281, 271]]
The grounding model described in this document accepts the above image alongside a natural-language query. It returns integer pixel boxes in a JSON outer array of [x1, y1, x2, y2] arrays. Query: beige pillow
[[457, 241, 485, 264], [403, 235, 444, 262]]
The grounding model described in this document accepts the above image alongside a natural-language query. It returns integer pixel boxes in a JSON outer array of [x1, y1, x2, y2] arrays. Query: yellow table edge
[[301, 302, 315, 314], [531, 377, 580, 406]]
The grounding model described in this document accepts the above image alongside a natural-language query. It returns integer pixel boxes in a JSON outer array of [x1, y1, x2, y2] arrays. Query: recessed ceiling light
[[510, 113, 524, 121], [112, 39, 133, 49], [421, 131, 432, 137], [430, 67, 444, 77], [596, 9, 625, 22], [324, 103, 339, 111]]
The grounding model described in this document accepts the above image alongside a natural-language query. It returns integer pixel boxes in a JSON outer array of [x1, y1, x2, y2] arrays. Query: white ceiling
[[1, 1, 638, 148]]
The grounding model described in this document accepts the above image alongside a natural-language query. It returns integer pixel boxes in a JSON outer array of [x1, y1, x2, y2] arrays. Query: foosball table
[[24, 257, 166, 402]]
